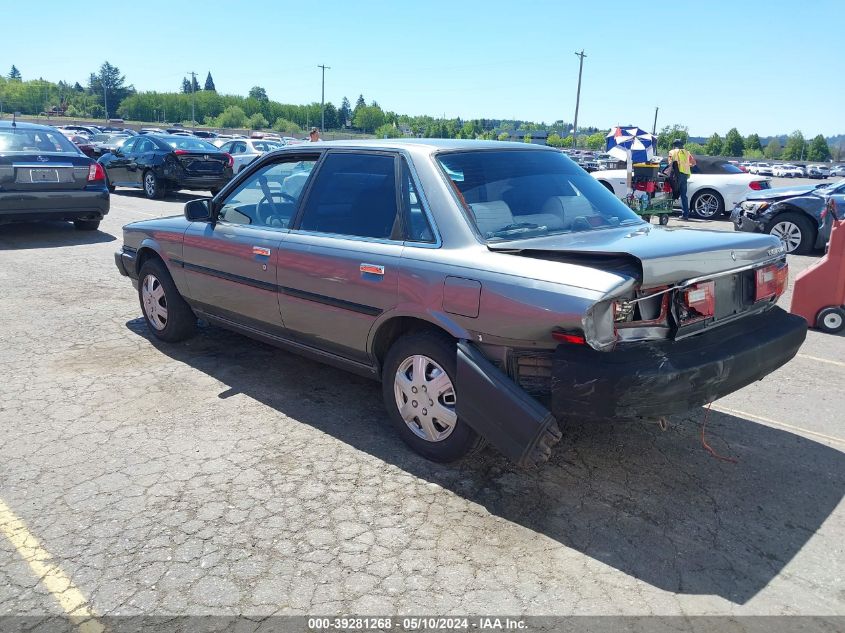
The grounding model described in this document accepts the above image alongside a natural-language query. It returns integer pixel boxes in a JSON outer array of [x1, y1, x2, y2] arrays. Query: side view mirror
[[184, 198, 212, 222]]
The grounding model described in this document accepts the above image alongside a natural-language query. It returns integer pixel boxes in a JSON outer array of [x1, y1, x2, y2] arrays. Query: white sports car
[[591, 156, 772, 219]]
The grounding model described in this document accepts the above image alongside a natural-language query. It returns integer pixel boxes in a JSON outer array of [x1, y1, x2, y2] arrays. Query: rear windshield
[[436, 149, 643, 241], [0, 128, 79, 154], [160, 136, 218, 151], [692, 160, 744, 175]]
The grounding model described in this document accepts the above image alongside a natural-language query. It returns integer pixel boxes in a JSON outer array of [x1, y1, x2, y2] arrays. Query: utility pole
[[571, 50, 586, 148], [103, 82, 108, 122], [317, 64, 330, 132], [187, 71, 197, 130], [652, 107, 659, 136]]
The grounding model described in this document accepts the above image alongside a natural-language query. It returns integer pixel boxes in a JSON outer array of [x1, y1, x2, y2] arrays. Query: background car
[[753, 162, 774, 176], [98, 134, 233, 199], [57, 124, 101, 137], [90, 133, 130, 157], [0, 121, 109, 230], [831, 165, 845, 177], [773, 164, 803, 178], [217, 138, 284, 173], [69, 134, 97, 158], [592, 156, 771, 219], [732, 179, 845, 253], [807, 165, 831, 179]]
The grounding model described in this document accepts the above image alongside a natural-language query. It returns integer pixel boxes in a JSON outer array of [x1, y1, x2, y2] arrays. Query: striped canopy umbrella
[[606, 126, 656, 163]]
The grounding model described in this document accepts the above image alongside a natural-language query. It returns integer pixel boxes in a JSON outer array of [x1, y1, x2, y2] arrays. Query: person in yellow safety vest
[[668, 139, 697, 220]]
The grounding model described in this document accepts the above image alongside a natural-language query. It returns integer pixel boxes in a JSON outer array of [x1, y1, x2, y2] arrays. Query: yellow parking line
[[0, 499, 103, 633], [710, 405, 845, 446], [797, 353, 845, 368]]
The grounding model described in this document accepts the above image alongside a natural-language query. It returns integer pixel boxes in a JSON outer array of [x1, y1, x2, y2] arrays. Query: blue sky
[[3, 0, 842, 136]]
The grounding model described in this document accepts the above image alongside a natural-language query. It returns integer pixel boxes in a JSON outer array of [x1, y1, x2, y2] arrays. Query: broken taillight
[[683, 281, 715, 320], [755, 263, 788, 302], [552, 331, 586, 345]]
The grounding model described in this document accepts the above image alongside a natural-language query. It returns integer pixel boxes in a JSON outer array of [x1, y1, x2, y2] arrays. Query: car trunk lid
[[0, 153, 92, 191], [173, 150, 227, 176]]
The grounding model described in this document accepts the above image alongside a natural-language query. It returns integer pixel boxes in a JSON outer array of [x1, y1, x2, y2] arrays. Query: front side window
[[298, 153, 400, 239], [437, 149, 643, 242], [218, 156, 318, 228]]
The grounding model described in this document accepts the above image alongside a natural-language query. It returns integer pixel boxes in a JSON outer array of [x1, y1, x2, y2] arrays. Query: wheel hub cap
[[141, 274, 168, 330], [770, 221, 802, 252], [393, 355, 457, 442]]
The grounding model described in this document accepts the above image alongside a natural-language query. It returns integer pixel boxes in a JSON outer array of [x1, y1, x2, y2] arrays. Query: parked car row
[[743, 161, 839, 179]]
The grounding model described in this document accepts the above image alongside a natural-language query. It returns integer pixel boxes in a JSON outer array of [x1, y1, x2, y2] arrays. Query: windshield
[[0, 128, 79, 154], [437, 149, 644, 241], [162, 137, 218, 151]]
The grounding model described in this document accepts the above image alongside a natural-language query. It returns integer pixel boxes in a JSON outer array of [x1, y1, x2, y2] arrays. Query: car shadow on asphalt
[[0, 222, 116, 250], [126, 318, 845, 606], [112, 189, 206, 203]]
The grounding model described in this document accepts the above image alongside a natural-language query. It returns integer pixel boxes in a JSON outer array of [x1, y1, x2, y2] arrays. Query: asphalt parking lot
[[1, 180, 843, 625]]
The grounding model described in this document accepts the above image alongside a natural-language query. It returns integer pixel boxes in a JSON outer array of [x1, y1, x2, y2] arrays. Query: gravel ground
[[0, 184, 843, 624]]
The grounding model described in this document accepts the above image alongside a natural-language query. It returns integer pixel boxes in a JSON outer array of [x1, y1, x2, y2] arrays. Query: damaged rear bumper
[[551, 306, 807, 420]]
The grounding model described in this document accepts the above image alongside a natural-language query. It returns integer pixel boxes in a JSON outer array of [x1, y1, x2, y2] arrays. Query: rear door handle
[[360, 263, 384, 275]]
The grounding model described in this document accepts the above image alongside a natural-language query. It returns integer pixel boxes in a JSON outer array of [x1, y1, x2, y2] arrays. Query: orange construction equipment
[[789, 199, 845, 334]]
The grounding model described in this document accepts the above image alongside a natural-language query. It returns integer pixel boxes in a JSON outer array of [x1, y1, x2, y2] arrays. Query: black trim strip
[[279, 285, 382, 317], [176, 258, 383, 316], [179, 260, 277, 292]]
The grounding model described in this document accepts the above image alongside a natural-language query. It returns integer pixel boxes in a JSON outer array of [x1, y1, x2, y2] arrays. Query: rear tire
[[691, 189, 724, 219], [382, 331, 482, 463], [143, 170, 164, 200], [816, 307, 845, 334], [767, 212, 815, 255], [137, 258, 196, 342], [73, 219, 100, 231]]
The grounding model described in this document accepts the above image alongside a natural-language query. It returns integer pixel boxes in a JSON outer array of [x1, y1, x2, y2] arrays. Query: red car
[[70, 134, 97, 158]]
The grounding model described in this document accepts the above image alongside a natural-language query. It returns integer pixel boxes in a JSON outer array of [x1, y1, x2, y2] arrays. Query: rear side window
[[298, 153, 400, 240]]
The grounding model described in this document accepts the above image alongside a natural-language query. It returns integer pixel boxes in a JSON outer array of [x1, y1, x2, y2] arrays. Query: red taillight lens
[[749, 180, 765, 190], [755, 263, 788, 302], [174, 149, 189, 155], [223, 152, 234, 168], [552, 331, 586, 345], [683, 281, 715, 319], [87, 162, 105, 182]]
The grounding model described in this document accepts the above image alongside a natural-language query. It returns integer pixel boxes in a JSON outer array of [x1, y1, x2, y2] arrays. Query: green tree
[[338, 96, 351, 127], [204, 72, 215, 92], [523, 133, 532, 143], [353, 94, 366, 119], [272, 118, 300, 134], [745, 148, 764, 159], [181, 78, 191, 94], [246, 112, 268, 129], [352, 105, 384, 133], [88, 61, 131, 118], [248, 86, 268, 102], [497, 132, 509, 141], [375, 123, 401, 138], [8, 65, 21, 81], [321, 102, 338, 130], [724, 128, 745, 157], [657, 124, 689, 152], [585, 131, 605, 150], [191, 75, 200, 93], [686, 142, 705, 155], [704, 133, 723, 156], [764, 138, 781, 159], [806, 134, 831, 162], [546, 133, 562, 147], [212, 105, 247, 128], [745, 133, 762, 152], [781, 130, 805, 160]]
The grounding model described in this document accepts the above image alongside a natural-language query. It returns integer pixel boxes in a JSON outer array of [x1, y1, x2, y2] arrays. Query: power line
[[572, 50, 586, 148], [317, 64, 330, 132]]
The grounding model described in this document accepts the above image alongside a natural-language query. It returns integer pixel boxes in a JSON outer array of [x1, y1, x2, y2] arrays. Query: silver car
[[114, 140, 807, 466]]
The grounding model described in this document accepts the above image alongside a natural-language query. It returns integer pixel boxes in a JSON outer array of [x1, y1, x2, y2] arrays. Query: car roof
[[289, 138, 559, 152], [0, 120, 62, 131]]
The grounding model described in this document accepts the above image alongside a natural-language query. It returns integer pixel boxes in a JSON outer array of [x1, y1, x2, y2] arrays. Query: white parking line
[[710, 404, 845, 446], [0, 499, 103, 633], [797, 353, 845, 368]]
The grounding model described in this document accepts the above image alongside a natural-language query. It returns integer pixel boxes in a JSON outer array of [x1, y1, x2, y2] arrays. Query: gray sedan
[[115, 140, 807, 466]]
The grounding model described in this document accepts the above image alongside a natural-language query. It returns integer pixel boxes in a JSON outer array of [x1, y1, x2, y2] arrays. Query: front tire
[[143, 170, 164, 200], [73, 219, 100, 231], [382, 332, 482, 463], [691, 190, 724, 219], [768, 212, 815, 255], [138, 258, 196, 342]]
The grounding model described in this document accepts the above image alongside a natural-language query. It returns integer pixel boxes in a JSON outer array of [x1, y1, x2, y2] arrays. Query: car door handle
[[252, 246, 272, 257], [360, 263, 384, 275]]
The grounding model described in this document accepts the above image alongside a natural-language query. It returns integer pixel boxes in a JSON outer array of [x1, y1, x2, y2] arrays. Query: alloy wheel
[[770, 221, 803, 253], [393, 355, 457, 442], [694, 193, 720, 218], [822, 311, 843, 331], [144, 173, 156, 197], [141, 274, 168, 330]]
